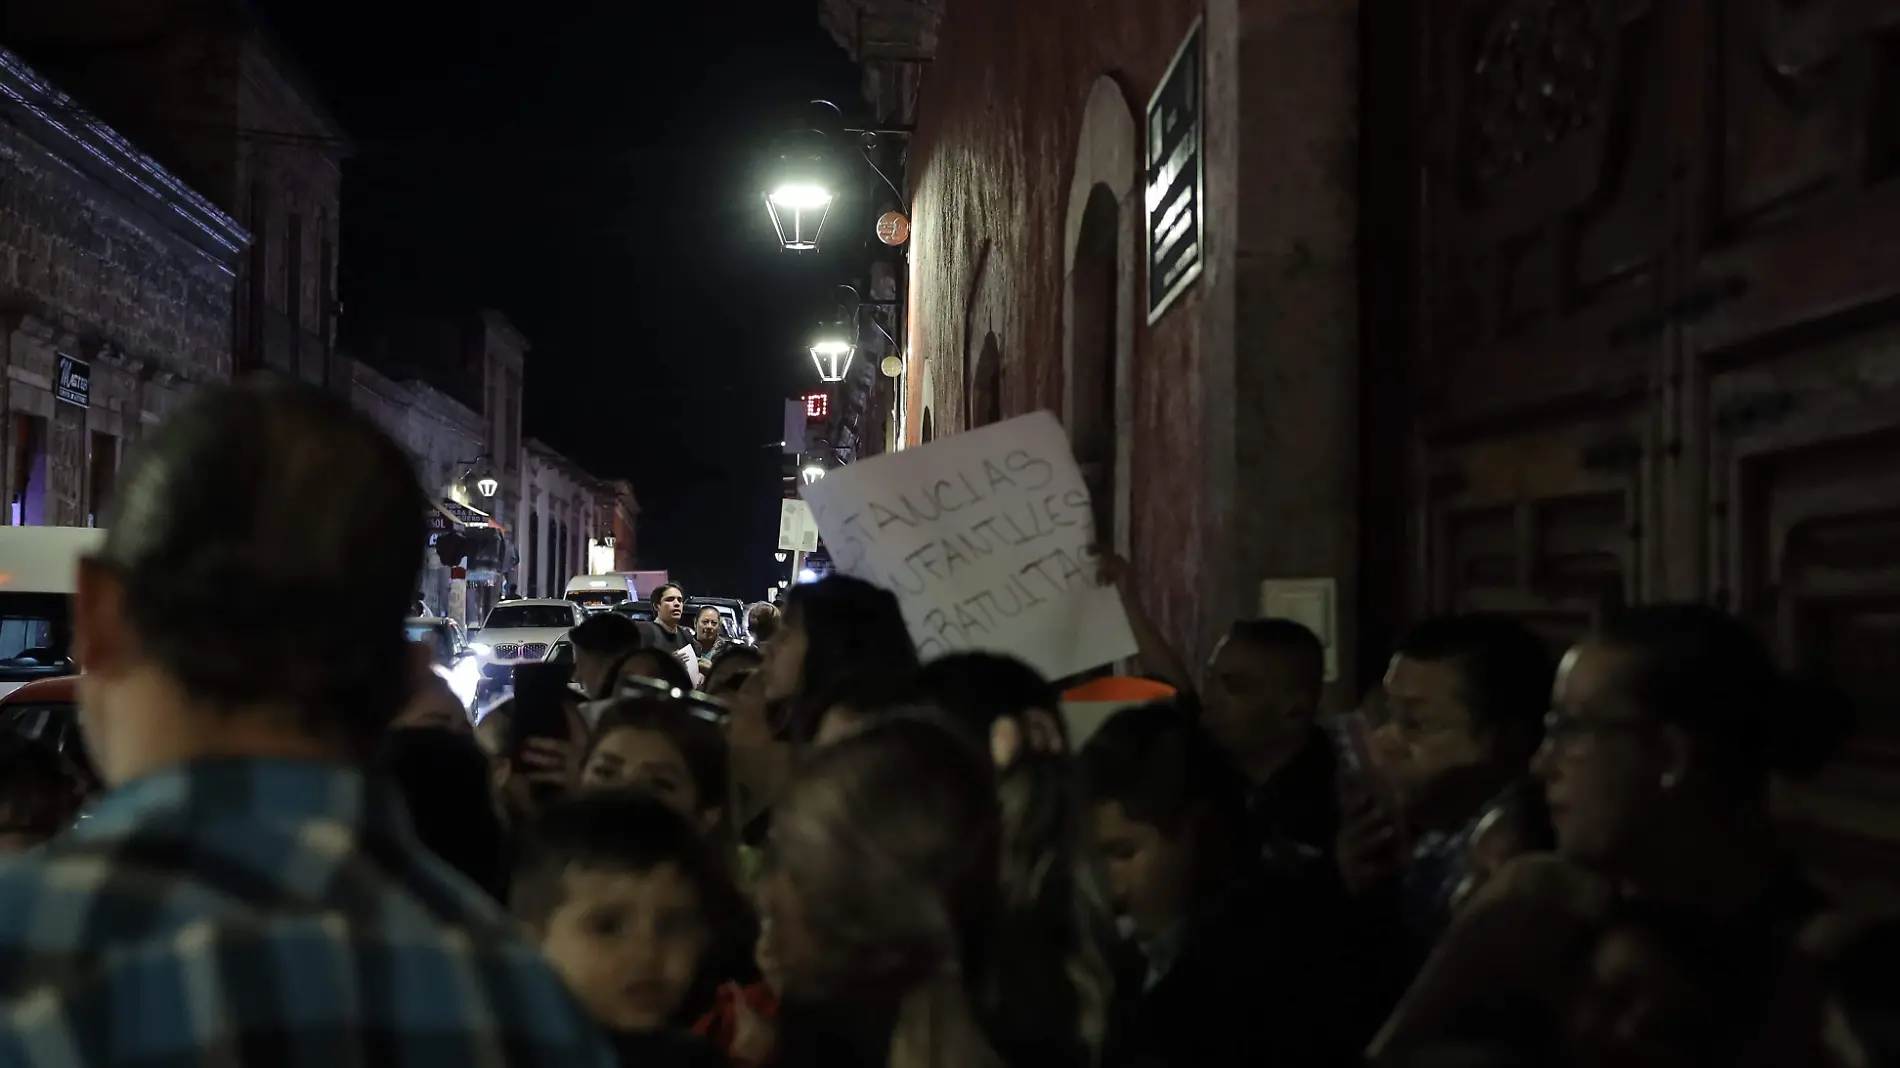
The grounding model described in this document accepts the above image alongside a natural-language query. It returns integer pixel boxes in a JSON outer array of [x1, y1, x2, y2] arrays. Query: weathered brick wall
[[0, 48, 243, 529], [904, 0, 1210, 662], [0, 123, 235, 381]]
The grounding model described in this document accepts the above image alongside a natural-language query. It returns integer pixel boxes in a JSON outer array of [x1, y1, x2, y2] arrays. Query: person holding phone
[[1339, 616, 1553, 930]]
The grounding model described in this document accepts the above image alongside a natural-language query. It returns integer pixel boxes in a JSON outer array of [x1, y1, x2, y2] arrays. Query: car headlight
[[466, 643, 493, 657]]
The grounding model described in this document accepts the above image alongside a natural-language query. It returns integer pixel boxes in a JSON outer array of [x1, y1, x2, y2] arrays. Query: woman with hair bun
[[759, 716, 1007, 1068], [1535, 602, 1847, 934]]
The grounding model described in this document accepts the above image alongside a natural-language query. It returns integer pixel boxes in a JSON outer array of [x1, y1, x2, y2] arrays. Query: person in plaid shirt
[[0, 381, 616, 1067]]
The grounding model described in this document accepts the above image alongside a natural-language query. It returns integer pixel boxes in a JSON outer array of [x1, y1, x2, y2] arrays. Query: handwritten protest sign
[[799, 411, 1137, 680]]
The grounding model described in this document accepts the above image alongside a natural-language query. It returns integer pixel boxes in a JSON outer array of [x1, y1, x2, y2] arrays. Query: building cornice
[[819, 0, 944, 64], [480, 309, 532, 355], [0, 46, 250, 270]]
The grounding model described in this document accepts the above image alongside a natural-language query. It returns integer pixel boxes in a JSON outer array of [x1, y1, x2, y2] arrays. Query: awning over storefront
[[426, 500, 510, 580]]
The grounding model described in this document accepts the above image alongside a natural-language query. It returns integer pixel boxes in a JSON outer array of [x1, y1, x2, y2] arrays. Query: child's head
[[1077, 702, 1248, 940], [0, 735, 85, 853], [513, 791, 723, 1032], [580, 697, 728, 837]]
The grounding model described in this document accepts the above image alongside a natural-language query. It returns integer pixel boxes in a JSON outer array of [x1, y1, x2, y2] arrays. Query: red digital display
[[803, 392, 830, 420]]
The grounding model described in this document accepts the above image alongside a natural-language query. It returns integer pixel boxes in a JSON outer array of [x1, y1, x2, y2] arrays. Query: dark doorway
[[1070, 184, 1119, 543], [86, 431, 116, 528], [10, 414, 48, 527]]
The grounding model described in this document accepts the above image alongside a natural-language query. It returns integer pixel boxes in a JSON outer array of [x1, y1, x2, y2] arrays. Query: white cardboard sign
[[800, 411, 1137, 679]]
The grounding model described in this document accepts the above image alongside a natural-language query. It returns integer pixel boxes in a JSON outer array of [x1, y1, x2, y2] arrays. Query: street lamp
[[766, 176, 834, 252], [807, 284, 902, 383], [801, 463, 827, 485], [808, 320, 855, 382], [762, 100, 909, 254], [457, 455, 498, 499], [764, 106, 838, 252]]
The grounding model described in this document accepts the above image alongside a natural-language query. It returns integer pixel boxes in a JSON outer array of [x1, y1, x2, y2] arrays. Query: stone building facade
[[2, 0, 347, 387], [520, 440, 627, 601], [0, 46, 246, 528], [346, 357, 488, 617], [825, 0, 1359, 686], [352, 310, 632, 622]]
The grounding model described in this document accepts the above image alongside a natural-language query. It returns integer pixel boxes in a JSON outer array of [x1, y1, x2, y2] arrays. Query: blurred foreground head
[[75, 379, 427, 785]]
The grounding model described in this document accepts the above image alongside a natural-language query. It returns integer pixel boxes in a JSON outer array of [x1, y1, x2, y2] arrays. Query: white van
[[0, 526, 107, 696], [565, 573, 639, 614]]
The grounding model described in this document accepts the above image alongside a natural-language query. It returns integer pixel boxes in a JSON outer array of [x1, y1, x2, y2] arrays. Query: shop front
[[425, 499, 511, 628]]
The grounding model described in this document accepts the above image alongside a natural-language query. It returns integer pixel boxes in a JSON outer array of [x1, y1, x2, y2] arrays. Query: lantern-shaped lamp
[[764, 142, 835, 252], [801, 463, 827, 485], [475, 474, 500, 499], [808, 321, 856, 383]]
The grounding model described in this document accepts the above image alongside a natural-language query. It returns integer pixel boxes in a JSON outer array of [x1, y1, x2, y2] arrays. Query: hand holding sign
[[799, 412, 1137, 680]]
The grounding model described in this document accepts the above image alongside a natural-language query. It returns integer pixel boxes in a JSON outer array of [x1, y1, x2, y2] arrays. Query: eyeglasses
[[583, 674, 728, 725], [1541, 711, 1654, 754]]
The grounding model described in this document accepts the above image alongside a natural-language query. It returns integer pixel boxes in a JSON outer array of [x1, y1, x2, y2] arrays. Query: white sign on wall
[[1260, 577, 1339, 682], [800, 411, 1137, 680], [778, 498, 820, 553]]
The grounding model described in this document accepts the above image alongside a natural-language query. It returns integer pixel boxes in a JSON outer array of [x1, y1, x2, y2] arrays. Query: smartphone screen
[[511, 662, 572, 754], [1329, 709, 1378, 780]]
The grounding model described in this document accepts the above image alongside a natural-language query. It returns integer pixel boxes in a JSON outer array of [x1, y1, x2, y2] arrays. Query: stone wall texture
[[0, 122, 235, 382], [904, 0, 1211, 662], [0, 48, 242, 530]]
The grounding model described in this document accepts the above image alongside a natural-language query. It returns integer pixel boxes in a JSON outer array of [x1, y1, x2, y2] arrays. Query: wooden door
[[1400, 0, 1900, 886]]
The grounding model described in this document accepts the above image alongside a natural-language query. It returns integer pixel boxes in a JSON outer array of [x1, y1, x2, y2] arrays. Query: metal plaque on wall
[[1145, 18, 1205, 324], [56, 354, 90, 409]]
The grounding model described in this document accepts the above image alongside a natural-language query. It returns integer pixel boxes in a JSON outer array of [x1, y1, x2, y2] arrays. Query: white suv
[[469, 599, 583, 689]]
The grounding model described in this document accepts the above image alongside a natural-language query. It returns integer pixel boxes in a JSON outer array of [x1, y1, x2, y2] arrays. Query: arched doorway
[[1062, 75, 1138, 558], [1070, 184, 1119, 541], [970, 331, 1002, 427], [921, 407, 936, 444]]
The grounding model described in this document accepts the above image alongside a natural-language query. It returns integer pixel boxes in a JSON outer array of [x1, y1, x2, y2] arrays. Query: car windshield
[[0, 593, 71, 678], [483, 605, 574, 630]]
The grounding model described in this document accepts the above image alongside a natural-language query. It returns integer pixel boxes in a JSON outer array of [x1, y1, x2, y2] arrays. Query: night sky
[[252, 0, 863, 601]]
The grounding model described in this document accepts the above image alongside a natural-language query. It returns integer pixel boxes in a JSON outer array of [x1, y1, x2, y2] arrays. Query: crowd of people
[[0, 377, 1891, 1067]]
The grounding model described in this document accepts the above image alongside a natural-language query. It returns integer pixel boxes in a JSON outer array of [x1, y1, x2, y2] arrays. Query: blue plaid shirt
[[0, 758, 618, 1067]]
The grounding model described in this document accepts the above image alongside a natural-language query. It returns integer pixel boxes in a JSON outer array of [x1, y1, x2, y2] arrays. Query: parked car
[[0, 526, 105, 699], [565, 573, 639, 615], [0, 676, 96, 793], [612, 601, 658, 625], [404, 616, 467, 668]]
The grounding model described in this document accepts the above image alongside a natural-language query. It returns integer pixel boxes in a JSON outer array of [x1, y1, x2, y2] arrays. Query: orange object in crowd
[[1061, 676, 1177, 704]]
